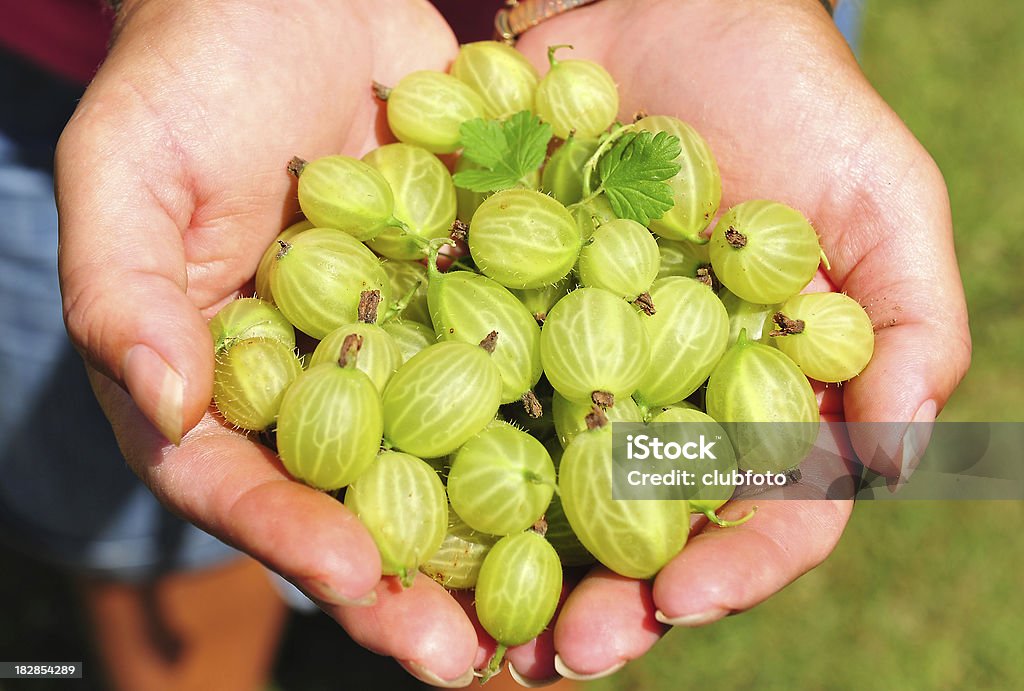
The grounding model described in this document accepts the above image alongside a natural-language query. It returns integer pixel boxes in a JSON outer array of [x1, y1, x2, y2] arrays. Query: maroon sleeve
[[0, 0, 113, 84], [0, 0, 504, 86], [431, 0, 506, 43]]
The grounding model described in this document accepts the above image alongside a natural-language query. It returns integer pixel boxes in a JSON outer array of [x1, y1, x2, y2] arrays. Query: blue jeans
[[0, 49, 239, 581]]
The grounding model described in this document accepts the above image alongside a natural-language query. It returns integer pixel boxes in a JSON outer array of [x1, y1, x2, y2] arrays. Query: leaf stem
[[580, 123, 637, 198]]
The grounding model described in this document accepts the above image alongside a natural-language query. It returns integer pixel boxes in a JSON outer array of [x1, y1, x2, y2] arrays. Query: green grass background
[[2, 1, 1021, 689]]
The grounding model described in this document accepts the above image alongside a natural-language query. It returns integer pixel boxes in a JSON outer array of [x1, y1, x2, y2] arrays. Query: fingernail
[[654, 608, 727, 627], [123, 344, 184, 445], [553, 654, 625, 681], [899, 399, 937, 485], [301, 578, 377, 607], [508, 661, 562, 688], [398, 660, 474, 688]]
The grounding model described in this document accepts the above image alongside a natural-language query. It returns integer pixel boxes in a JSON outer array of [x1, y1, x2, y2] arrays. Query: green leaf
[[453, 111, 553, 193], [594, 130, 681, 225]]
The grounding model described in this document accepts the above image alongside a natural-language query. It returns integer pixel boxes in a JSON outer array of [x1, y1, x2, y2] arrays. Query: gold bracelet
[[494, 0, 602, 45]]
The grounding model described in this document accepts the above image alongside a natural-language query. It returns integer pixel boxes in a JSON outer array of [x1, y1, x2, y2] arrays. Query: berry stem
[[286, 156, 307, 177], [521, 390, 543, 419], [337, 334, 363, 369], [480, 644, 508, 684], [577, 123, 637, 201], [703, 505, 757, 528], [546, 44, 573, 69], [425, 238, 457, 279], [524, 471, 560, 496], [380, 276, 426, 324], [633, 292, 656, 316], [357, 290, 382, 324], [769, 312, 805, 337], [478, 330, 500, 354], [725, 226, 747, 249]]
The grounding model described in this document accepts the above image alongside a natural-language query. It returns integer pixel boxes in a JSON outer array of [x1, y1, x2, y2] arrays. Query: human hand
[[56, 0, 488, 685], [512, 0, 971, 680]]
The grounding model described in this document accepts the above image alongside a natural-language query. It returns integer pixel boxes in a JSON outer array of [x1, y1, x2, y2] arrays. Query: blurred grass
[[860, 0, 1024, 423], [2, 1, 1022, 690]]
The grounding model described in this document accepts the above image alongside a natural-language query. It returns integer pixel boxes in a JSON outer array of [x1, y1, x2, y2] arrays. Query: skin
[[55, 0, 970, 686]]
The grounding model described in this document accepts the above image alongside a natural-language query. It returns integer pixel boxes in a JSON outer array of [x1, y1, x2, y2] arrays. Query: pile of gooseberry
[[209, 41, 874, 679]]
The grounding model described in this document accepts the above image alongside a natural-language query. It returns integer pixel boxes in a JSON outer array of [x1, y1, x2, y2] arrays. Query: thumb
[[56, 100, 214, 444], [833, 157, 971, 479]]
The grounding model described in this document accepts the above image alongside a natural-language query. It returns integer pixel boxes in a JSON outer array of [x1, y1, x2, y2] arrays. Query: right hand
[[56, 0, 481, 685]]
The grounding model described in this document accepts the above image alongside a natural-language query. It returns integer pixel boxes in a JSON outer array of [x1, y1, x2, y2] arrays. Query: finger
[[653, 414, 857, 625], [652, 495, 852, 626], [446, 577, 574, 686], [505, 576, 579, 686], [90, 372, 382, 605], [550, 568, 665, 681], [822, 144, 969, 477], [331, 574, 478, 688], [54, 56, 296, 444]]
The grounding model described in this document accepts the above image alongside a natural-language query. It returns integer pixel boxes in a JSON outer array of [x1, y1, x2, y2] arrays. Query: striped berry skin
[[705, 331, 819, 474], [446, 422, 556, 536], [646, 406, 738, 515], [475, 530, 562, 648], [362, 143, 457, 260], [420, 509, 498, 590], [510, 277, 573, 326], [344, 451, 448, 587], [255, 219, 313, 305], [634, 115, 722, 244], [709, 200, 822, 304], [275, 362, 384, 490], [655, 236, 710, 281], [451, 40, 540, 119], [558, 425, 690, 579], [212, 337, 302, 431], [309, 323, 403, 393], [428, 263, 542, 404], [294, 155, 398, 241], [380, 259, 431, 326], [540, 287, 650, 405], [551, 390, 643, 449], [633, 277, 730, 408], [541, 136, 601, 206], [380, 320, 436, 364], [542, 439, 595, 567], [269, 228, 390, 340], [381, 341, 502, 459], [720, 289, 780, 345], [386, 70, 487, 154], [770, 291, 875, 383], [209, 297, 295, 353], [468, 188, 581, 290], [534, 50, 618, 140], [577, 218, 661, 301], [542, 490, 595, 567]]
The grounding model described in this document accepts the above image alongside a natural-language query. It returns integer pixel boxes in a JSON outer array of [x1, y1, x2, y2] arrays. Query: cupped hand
[[56, 0, 483, 685], [512, 0, 971, 680]]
